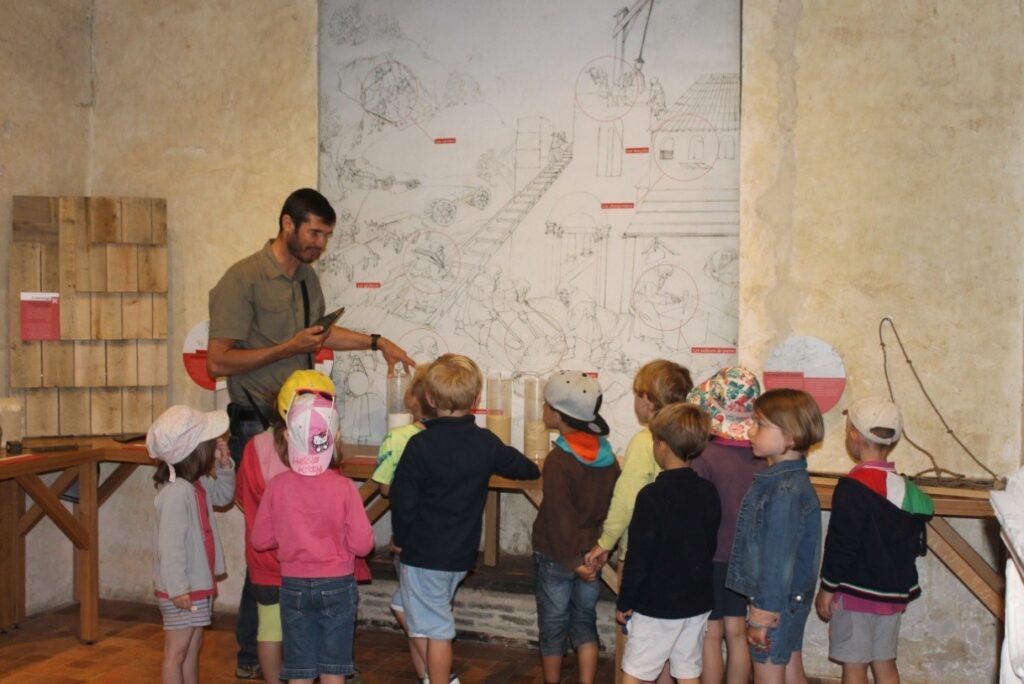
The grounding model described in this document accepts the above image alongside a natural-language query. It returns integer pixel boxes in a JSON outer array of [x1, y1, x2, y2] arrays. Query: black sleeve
[[616, 486, 657, 612], [819, 478, 867, 591], [492, 440, 541, 481], [707, 485, 722, 560], [390, 437, 427, 548]]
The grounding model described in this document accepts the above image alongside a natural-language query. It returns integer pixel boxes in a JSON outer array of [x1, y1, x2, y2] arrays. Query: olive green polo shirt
[[208, 241, 326, 410]]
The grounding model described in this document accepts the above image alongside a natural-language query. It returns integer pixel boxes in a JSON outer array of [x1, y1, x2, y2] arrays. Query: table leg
[[76, 461, 99, 643], [0, 480, 25, 631], [484, 491, 500, 566]]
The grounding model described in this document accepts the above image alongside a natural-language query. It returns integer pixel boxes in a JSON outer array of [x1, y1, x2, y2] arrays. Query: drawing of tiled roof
[[652, 74, 739, 133]]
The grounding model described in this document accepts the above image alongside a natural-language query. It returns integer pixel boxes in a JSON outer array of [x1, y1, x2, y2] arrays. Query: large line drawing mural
[[319, 0, 741, 451]]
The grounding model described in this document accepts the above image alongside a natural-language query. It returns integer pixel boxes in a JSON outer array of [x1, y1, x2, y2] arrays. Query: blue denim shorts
[[390, 555, 404, 612], [749, 593, 812, 665], [399, 563, 467, 640], [279, 576, 357, 680], [533, 551, 601, 656]]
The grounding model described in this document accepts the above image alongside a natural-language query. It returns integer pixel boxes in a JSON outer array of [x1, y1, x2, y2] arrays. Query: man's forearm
[[324, 326, 374, 351], [207, 339, 291, 377]]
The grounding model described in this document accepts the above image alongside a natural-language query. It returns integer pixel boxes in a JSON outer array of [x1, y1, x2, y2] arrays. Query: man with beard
[[207, 187, 413, 680]]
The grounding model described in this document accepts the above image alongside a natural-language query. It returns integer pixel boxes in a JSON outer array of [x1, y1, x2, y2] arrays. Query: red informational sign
[[584, 371, 599, 378], [600, 202, 635, 209], [691, 346, 737, 354], [20, 292, 60, 341], [763, 371, 847, 414], [625, 147, 650, 154], [434, 137, 457, 144], [355, 282, 382, 289]]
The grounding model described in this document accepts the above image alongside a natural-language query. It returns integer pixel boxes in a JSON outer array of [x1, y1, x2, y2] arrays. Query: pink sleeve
[[344, 479, 375, 557], [250, 481, 278, 551]]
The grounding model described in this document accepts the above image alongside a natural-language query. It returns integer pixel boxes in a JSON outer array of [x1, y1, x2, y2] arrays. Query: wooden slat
[[17, 468, 79, 535], [90, 293, 122, 339], [121, 387, 153, 432], [137, 340, 168, 386], [121, 294, 153, 339], [86, 240, 108, 292], [927, 518, 1004, 620], [152, 387, 169, 418], [12, 196, 58, 244], [9, 242, 43, 388], [120, 198, 152, 244], [24, 388, 59, 437], [14, 473, 88, 549], [58, 197, 92, 340], [76, 460, 100, 641], [40, 243, 60, 291], [41, 341, 76, 387], [0, 481, 26, 630], [59, 387, 92, 435], [88, 197, 121, 243], [484, 491, 500, 566], [98, 463, 139, 508], [89, 388, 122, 435], [152, 294, 168, 338], [105, 244, 138, 292], [137, 245, 168, 292], [74, 341, 106, 387], [151, 199, 167, 245], [106, 341, 139, 386]]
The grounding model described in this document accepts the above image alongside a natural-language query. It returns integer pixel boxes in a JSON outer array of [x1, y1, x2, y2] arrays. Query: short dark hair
[[279, 188, 336, 233], [152, 439, 216, 486], [649, 402, 710, 461], [753, 389, 825, 454]]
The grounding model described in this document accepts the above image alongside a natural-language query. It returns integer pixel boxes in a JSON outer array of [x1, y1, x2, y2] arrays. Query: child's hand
[[389, 540, 402, 555], [584, 544, 609, 570], [574, 563, 597, 582], [615, 609, 632, 625], [815, 589, 835, 622], [746, 624, 769, 649], [171, 594, 193, 611]]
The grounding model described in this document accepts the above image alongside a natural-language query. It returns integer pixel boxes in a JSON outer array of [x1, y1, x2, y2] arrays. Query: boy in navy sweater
[[616, 402, 720, 684], [391, 354, 540, 684]]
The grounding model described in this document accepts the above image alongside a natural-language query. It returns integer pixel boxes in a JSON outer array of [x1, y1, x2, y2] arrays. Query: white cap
[[147, 406, 229, 481], [845, 397, 902, 445]]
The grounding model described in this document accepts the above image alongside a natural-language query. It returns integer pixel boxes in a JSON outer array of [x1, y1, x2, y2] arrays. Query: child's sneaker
[[417, 676, 460, 684]]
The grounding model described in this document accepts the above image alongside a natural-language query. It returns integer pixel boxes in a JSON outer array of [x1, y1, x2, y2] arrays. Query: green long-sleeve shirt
[[597, 428, 659, 559]]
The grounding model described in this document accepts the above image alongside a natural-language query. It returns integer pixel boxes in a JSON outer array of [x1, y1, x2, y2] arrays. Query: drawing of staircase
[[426, 146, 574, 324]]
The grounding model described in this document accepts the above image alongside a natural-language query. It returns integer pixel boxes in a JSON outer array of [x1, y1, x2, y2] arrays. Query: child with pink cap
[[251, 393, 374, 684], [148, 405, 236, 684]]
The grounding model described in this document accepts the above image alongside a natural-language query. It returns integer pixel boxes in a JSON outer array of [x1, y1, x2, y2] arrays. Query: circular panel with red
[[763, 336, 847, 413]]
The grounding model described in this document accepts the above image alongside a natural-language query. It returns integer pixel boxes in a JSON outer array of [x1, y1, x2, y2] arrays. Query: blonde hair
[[425, 354, 482, 411], [649, 402, 710, 462], [408, 362, 435, 419], [754, 389, 824, 454], [632, 359, 694, 411]]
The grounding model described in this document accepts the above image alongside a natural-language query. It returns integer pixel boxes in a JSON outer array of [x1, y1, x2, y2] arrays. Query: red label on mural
[[691, 346, 737, 354], [584, 371, 599, 378], [625, 147, 650, 154], [355, 282, 382, 288], [434, 138, 457, 144], [600, 202, 635, 209]]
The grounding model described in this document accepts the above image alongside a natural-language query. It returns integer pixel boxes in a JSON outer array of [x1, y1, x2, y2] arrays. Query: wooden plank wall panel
[[121, 388, 153, 432], [106, 245, 139, 292], [74, 341, 106, 387], [120, 198, 152, 244], [86, 242, 108, 292], [40, 243, 60, 291], [12, 197, 58, 244], [138, 246, 168, 292], [106, 341, 139, 387], [152, 294, 168, 338], [41, 341, 75, 387], [88, 197, 121, 243], [9, 242, 43, 388], [59, 388, 91, 435], [122, 294, 153, 339], [58, 197, 92, 340], [137, 340, 169, 386], [90, 293, 122, 339], [89, 388, 122, 435], [152, 387, 169, 419], [24, 388, 59, 437], [151, 199, 167, 245]]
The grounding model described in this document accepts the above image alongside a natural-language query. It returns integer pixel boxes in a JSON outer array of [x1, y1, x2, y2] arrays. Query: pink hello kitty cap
[[286, 392, 339, 476]]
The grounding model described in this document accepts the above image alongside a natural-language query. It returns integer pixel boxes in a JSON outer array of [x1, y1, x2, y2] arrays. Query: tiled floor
[[0, 600, 610, 683]]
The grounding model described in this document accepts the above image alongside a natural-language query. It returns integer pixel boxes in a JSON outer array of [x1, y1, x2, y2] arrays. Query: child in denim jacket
[[726, 389, 824, 684]]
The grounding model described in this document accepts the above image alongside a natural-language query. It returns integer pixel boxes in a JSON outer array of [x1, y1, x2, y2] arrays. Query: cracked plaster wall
[[742, 1, 1024, 680]]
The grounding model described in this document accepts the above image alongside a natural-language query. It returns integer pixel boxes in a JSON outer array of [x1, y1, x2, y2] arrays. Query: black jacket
[[390, 415, 540, 571], [616, 468, 720, 619], [819, 476, 931, 604]]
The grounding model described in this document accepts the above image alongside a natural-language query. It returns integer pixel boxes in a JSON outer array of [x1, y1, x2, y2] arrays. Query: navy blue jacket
[[390, 415, 540, 571]]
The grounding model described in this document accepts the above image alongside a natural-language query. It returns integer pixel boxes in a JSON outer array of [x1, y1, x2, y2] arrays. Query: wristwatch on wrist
[[370, 333, 381, 352]]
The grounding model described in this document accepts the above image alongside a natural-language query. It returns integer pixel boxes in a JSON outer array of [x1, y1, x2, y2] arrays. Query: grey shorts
[[828, 606, 901, 664]]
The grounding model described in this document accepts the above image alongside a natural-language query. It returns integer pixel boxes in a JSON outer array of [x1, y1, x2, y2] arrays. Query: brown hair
[[424, 353, 482, 411], [649, 402, 710, 462], [632, 360, 694, 412], [272, 415, 341, 471], [152, 439, 217, 486], [753, 389, 824, 454]]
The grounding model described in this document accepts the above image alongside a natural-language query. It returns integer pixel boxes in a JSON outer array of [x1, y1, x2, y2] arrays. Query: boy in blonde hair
[[391, 354, 541, 684]]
